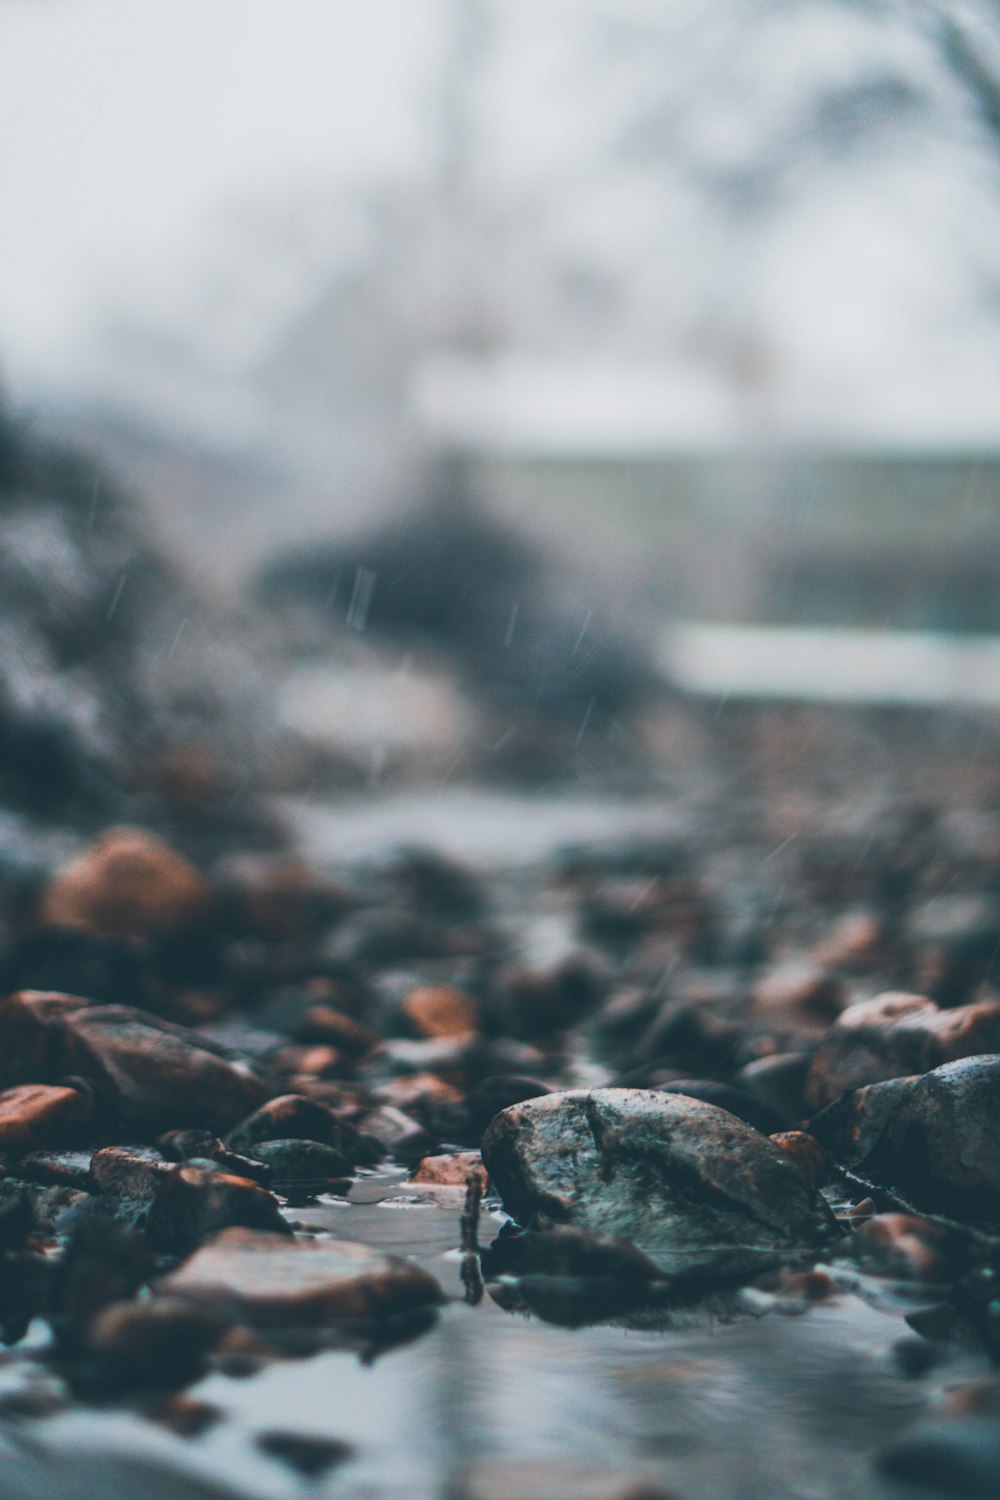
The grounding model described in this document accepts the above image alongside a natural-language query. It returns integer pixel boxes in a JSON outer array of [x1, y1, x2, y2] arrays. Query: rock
[[804, 992, 1000, 1111], [222, 856, 353, 940], [0, 991, 268, 1131], [735, 1052, 813, 1124], [90, 1146, 172, 1227], [808, 1074, 918, 1166], [862, 1056, 1000, 1220], [449, 1457, 675, 1500], [360, 1105, 435, 1163], [225, 1094, 372, 1163], [146, 1166, 291, 1257], [157, 1130, 271, 1182], [0, 1084, 90, 1156], [291, 1005, 378, 1054], [38, 828, 213, 943], [48, 1218, 150, 1352], [157, 1227, 442, 1326], [244, 1139, 352, 1194], [481, 1088, 839, 1280], [750, 964, 844, 1031], [768, 1131, 832, 1186], [401, 985, 478, 1040], [87, 1296, 229, 1386], [413, 1152, 488, 1189]]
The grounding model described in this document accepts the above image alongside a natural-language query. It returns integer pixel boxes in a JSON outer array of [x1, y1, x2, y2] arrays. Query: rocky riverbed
[[2, 765, 1000, 1498]]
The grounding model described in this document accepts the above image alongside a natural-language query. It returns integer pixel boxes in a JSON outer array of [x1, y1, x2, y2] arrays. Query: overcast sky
[[0, 0, 441, 395]]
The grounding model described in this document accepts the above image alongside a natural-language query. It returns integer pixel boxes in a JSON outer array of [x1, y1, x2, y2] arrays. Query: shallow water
[[0, 790, 990, 1499]]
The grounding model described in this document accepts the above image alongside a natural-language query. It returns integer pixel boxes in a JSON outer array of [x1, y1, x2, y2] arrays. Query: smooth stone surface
[[158, 1227, 443, 1325], [0, 1085, 90, 1156], [225, 1095, 367, 1162], [146, 1167, 291, 1256], [481, 1088, 839, 1280]]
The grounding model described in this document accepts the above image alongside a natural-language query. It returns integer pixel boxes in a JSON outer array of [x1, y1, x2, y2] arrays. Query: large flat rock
[[481, 1088, 839, 1280]]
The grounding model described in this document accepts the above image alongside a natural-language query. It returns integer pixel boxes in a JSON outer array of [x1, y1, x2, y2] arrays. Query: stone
[[244, 1139, 352, 1192], [225, 1094, 372, 1163], [401, 985, 478, 1040], [481, 1088, 839, 1281], [654, 1079, 787, 1135], [0, 991, 268, 1132], [38, 827, 213, 943], [768, 1131, 832, 1186], [146, 1166, 291, 1257], [90, 1145, 172, 1227], [87, 1296, 229, 1386], [413, 1152, 488, 1189], [750, 964, 844, 1031], [804, 992, 1000, 1111], [256, 1431, 354, 1478], [360, 1105, 435, 1163], [863, 1055, 1000, 1219], [157, 1227, 442, 1326], [0, 1084, 90, 1156]]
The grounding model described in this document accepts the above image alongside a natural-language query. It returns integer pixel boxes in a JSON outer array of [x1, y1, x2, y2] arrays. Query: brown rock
[[0, 1085, 90, 1156], [750, 964, 845, 1031], [413, 1152, 488, 1189], [224, 857, 353, 941], [88, 1296, 229, 1384], [402, 985, 478, 1040], [768, 1131, 832, 1186], [293, 1005, 378, 1054], [158, 1227, 442, 1325], [225, 1094, 369, 1163], [804, 992, 1000, 1110], [64, 1006, 268, 1131], [38, 828, 213, 942], [147, 1165, 290, 1256]]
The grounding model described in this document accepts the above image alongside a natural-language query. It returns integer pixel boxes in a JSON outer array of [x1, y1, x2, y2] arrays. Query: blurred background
[[4, 0, 1000, 818]]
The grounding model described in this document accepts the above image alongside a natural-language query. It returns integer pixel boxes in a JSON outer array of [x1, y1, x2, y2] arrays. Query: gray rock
[[878, 1414, 1000, 1496], [481, 1088, 839, 1280]]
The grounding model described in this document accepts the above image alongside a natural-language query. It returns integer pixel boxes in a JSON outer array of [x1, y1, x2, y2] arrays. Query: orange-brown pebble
[[38, 828, 213, 942], [381, 1072, 465, 1112], [402, 985, 478, 1040], [413, 1152, 489, 1190], [768, 1130, 832, 1186], [295, 1006, 379, 1054], [0, 1083, 89, 1154]]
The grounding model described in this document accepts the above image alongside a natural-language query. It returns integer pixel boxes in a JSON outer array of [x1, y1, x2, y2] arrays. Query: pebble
[[38, 828, 213, 942], [0, 1085, 90, 1157]]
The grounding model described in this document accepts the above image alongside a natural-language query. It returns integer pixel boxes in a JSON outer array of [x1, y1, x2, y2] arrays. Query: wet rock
[[808, 1073, 918, 1166], [862, 1056, 1000, 1220], [157, 1130, 271, 1183], [449, 1457, 675, 1500], [482, 1088, 840, 1280], [768, 1131, 832, 1186], [804, 992, 1000, 1111], [501, 954, 605, 1039], [413, 1152, 488, 1189], [146, 1165, 291, 1257], [401, 985, 478, 1040], [0, 991, 268, 1131], [360, 1104, 435, 1163], [157, 1227, 442, 1327], [38, 828, 213, 943], [48, 1218, 150, 1352], [0, 1084, 91, 1157], [750, 964, 845, 1032], [735, 1053, 813, 1125], [87, 1296, 229, 1387], [225, 1092, 359, 1154], [89, 1146, 172, 1228], [244, 1139, 352, 1195], [256, 1431, 354, 1478], [221, 856, 353, 940], [290, 1005, 378, 1055]]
